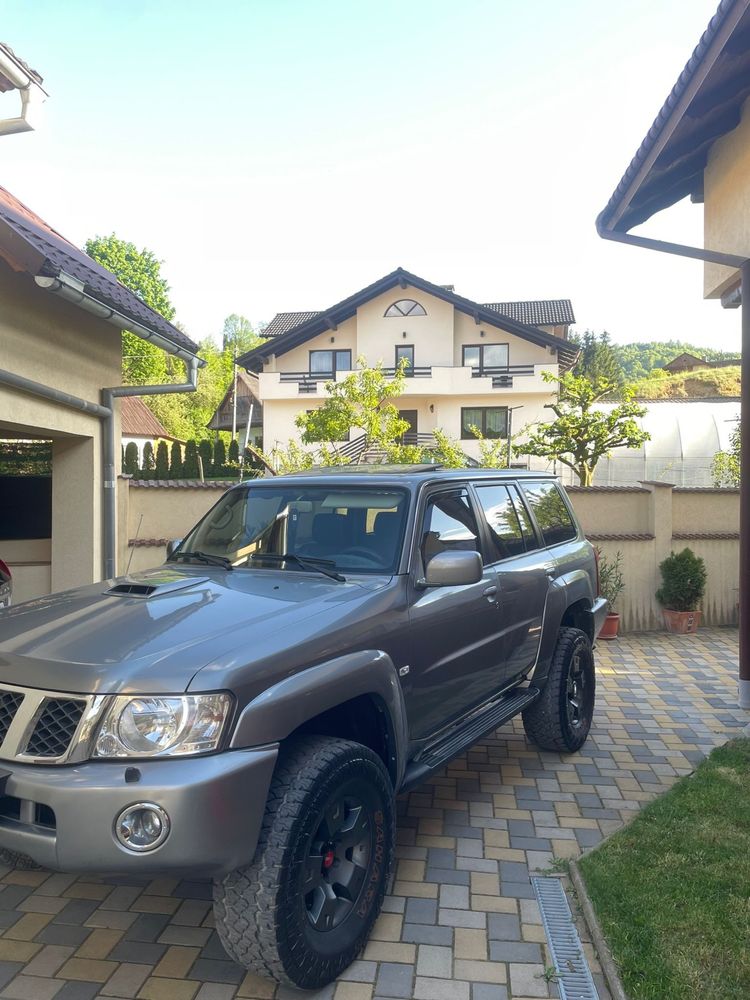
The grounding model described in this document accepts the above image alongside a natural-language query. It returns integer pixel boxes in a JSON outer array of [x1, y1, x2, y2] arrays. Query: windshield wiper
[[249, 552, 345, 582], [170, 550, 234, 570]]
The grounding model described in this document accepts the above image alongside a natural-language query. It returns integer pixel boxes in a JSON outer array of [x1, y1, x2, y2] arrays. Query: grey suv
[[0, 466, 606, 989]]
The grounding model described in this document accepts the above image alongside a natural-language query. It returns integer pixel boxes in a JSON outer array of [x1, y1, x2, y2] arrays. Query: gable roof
[[598, 0, 750, 234], [483, 299, 575, 326], [120, 396, 172, 439], [260, 299, 575, 340], [240, 268, 579, 371], [207, 370, 264, 432], [0, 185, 200, 361]]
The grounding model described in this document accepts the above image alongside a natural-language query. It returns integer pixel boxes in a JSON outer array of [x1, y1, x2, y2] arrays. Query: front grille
[[25, 699, 86, 758], [0, 691, 23, 743], [0, 692, 23, 743]]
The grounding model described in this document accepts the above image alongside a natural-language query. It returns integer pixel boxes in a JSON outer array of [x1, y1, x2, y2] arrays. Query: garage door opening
[[0, 438, 52, 603]]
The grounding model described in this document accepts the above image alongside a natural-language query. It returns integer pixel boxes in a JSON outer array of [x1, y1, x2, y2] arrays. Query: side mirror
[[421, 550, 483, 588], [166, 539, 183, 558]]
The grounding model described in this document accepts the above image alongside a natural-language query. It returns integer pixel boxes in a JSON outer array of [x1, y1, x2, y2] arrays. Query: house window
[[384, 299, 426, 317], [461, 406, 508, 439], [395, 345, 414, 373], [462, 344, 509, 371], [309, 350, 352, 375]]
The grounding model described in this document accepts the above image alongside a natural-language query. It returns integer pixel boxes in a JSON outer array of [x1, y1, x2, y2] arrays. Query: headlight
[[94, 694, 232, 758]]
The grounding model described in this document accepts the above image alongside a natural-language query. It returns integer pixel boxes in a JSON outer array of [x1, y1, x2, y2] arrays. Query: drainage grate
[[531, 877, 599, 1000]]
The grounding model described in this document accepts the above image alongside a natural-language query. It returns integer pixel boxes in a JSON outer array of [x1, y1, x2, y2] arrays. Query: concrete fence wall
[[118, 478, 740, 633]]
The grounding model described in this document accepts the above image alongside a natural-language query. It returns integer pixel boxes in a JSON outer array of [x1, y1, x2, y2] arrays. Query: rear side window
[[521, 482, 578, 547], [475, 485, 536, 562]]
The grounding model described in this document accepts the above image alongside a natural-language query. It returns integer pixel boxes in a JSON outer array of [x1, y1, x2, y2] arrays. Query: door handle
[[483, 585, 498, 599]]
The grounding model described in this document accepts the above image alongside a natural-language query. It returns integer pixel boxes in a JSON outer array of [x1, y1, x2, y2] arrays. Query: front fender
[[533, 568, 597, 685], [229, 649, 409, 787]]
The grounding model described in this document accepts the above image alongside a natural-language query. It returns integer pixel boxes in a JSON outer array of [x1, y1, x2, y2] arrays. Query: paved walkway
[[0, 629, 744, 1000]]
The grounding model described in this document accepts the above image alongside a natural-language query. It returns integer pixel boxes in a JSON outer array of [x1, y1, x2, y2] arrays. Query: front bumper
[[0, 746, 278, 876]]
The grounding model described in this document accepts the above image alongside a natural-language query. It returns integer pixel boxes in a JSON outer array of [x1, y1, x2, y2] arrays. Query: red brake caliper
[[323, 849, 335, 870]]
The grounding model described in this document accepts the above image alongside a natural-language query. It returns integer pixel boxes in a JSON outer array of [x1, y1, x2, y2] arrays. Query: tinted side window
[[420, 491, 480, 568], [475, 485, 527, 562], [521, 482, 577, 547]]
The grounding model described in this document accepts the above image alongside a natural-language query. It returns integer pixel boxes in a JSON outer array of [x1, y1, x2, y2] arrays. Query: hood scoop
[[104, 571, 209, 599]]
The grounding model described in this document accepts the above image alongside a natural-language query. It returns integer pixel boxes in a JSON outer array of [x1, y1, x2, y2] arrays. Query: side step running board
[[400, 687, 540, 792]]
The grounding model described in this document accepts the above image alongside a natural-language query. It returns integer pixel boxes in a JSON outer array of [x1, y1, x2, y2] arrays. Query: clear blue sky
[[1, 0, 741, 351]]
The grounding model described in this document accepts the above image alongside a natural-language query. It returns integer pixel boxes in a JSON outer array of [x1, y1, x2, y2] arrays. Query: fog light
[[114, 802, 170, 853]]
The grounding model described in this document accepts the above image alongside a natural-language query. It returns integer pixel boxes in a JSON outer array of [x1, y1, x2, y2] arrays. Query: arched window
[[384, 299, 426, 317]]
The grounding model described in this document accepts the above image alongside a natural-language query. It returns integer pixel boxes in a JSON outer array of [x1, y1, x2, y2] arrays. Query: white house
[[237, 268, 578, 461]]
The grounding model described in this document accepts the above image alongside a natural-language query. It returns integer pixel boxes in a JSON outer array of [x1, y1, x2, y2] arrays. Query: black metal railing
[[275, 364, 537, 391]]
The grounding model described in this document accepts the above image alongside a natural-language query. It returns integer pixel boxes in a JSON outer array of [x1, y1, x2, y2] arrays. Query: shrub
[[183, 440, 199, 478], [596, 549, 625, 611], [198, 440, 213, 478], [169, 441, 183, 479], [656, 547, 707, 612], [141, 441, 155, 479], [155, 440, 169, 480], [123, 441, 140, 477], [213, 438, 227, 476], [228, 438, 240, 465]]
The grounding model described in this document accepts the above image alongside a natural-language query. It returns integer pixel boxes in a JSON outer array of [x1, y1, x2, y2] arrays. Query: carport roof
[[0, 186, 200, 358]]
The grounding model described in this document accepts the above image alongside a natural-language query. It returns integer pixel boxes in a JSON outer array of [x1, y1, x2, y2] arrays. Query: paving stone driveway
[[0, 629, 744, 1000]]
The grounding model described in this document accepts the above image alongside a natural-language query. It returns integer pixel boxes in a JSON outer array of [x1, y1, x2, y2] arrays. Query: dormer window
[[385, 299, 426, 317]]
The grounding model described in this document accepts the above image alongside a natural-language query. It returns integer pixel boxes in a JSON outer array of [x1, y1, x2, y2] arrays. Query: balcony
[[262, 363, 555, 398]]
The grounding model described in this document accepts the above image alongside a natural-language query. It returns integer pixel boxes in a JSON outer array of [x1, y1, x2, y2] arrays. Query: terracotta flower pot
[[598, 612, 620, 640], [662, 608, 702, 634]]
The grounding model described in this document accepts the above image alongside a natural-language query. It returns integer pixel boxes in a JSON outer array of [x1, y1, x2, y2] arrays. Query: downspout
[[101, 356, 199, 580], [0, 48, 46, 137], [597, 223, 750, 709]]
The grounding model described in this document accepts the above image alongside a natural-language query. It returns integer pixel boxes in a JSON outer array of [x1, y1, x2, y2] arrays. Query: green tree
[[296, 358, 410, 450], [221, 314, 262, 357], [141, 441, 155, 479], [228, 438, 240, 465], [123, 441, 139, 477], [712, 422, 740, 487], [517, 371, 650, 486], [198, 439, 213, 477], [155, 440, 169, 480], [213, 438, 227, 476], [169, 441, 183, 479], [183, 440, 199, 479], [573, 331, 624, 387], [85, 235, 176, 386], [470, 428, 509, 468]]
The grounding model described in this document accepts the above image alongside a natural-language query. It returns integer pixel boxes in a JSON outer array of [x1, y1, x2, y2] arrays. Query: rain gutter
[[3, 277, 202, 582], [596, 221, 750, 709]]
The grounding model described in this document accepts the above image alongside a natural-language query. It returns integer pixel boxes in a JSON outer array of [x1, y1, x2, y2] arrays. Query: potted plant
[[596, 549, 624, 639], [656, 547, 707, 634]]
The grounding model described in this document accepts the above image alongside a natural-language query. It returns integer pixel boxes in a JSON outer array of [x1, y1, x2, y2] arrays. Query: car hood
[[0, 565, 382, 695]]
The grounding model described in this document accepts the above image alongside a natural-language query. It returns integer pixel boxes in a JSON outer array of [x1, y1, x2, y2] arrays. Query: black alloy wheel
[[304, 784, 375, 932]]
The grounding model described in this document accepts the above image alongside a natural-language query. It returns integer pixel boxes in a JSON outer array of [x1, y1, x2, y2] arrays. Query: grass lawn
[[579, 738, 750, 1000]]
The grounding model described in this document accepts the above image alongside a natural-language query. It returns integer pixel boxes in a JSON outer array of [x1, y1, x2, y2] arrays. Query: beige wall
[[568, 484, 739, 632], [703, 95, 750, 298], [2, 539, 51, 604], [0, 261, 122, 598], [117, 479, 230, 575]]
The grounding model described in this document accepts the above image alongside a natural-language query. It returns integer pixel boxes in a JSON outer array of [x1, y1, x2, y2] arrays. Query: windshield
[[176, 484, 409, 575]]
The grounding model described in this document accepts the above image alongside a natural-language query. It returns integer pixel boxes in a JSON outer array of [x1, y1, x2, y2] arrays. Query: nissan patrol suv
[[0, 467, 605, 989]]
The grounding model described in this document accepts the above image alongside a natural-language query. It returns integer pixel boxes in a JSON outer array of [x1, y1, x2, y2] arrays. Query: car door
[[405, 486, 505, 740], [472, 482, 552, 685]]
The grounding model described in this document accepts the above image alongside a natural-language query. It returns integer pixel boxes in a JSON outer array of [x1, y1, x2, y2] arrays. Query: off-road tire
[[522, 627, 595, 752], [213, 735, 394, 989]]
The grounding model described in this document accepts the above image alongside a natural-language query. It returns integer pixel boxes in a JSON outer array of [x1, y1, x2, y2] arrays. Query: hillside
[[632, 365, 741, 399], [612, 340, 739, 379]]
